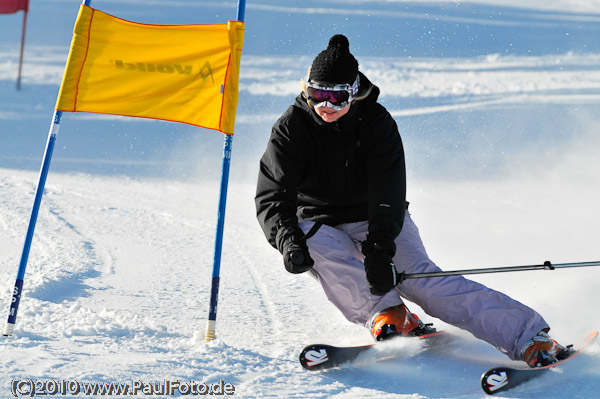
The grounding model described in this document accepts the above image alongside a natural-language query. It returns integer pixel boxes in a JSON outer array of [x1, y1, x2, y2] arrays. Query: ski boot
[[369, 304, 436, 341], [521, 330, 574, 368]]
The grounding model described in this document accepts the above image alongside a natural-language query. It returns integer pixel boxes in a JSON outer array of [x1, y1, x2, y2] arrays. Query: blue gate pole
[[3, 110, 63, 336], [3, 0, 92, 337], [204, 0, 246, 342]]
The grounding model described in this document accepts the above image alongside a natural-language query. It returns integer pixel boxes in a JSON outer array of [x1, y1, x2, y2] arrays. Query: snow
[[1, 0, 600, 398]]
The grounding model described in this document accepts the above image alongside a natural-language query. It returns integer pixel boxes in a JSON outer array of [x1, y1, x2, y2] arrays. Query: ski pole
[[397, 260, 600, 282]]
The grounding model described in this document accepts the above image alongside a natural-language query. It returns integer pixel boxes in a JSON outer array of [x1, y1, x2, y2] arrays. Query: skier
[[255, 34, 570, 368]]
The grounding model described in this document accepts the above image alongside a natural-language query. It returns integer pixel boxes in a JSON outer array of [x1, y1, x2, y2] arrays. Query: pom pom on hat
[[309, 34, 359, 85]]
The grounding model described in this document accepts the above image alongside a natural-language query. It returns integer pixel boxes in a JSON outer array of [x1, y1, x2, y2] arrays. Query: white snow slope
[[1, 1, 600, 398]]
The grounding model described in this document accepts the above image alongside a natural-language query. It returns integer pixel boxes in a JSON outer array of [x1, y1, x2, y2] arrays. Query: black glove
[[276, 225, 314, 274], [362, 239, 398, 296]]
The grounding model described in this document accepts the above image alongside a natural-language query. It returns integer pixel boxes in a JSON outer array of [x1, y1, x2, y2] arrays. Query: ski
[[299, 330, 448, 371], [480, 330, 598, 395]]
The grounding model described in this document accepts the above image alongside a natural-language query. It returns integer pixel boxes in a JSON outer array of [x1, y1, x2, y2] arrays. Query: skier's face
[[314, 103, 351, 123]]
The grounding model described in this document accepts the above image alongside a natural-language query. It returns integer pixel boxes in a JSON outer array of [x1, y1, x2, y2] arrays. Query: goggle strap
[[305, 74, 359, 95]]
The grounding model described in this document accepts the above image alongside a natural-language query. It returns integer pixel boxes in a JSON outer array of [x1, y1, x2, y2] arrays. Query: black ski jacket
[[255, 72, 407, 250]]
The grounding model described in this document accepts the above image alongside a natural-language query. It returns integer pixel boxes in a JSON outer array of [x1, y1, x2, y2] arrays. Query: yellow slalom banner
[[56, 5, 244, 134]]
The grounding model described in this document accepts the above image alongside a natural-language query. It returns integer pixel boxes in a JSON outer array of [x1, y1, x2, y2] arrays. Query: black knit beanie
[[309, 34, 359, 85]]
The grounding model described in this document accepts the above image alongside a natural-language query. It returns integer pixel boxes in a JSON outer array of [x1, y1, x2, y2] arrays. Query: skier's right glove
[[362, 238, 398, 296], [276, 224, 314, 274]]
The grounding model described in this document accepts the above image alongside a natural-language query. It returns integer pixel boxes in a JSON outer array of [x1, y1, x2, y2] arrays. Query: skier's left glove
[[362, 238, 398, 296], [276, 224, 314, 274]]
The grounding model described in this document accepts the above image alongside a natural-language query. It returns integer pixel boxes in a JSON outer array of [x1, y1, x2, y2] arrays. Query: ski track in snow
[[0, 170, 379, 398], [2, 168, 600, 398]]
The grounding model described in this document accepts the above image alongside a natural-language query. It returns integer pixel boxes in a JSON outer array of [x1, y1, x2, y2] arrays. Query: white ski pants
[[300, 210, 549, 360]]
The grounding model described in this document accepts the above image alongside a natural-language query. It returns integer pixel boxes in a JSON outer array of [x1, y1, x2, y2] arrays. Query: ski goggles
[[304, 75, 360, 110]]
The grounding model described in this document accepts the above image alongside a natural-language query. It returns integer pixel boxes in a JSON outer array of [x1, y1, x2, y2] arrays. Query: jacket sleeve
[[255, 110, 307, 250], [364, 105, 406, 243]]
